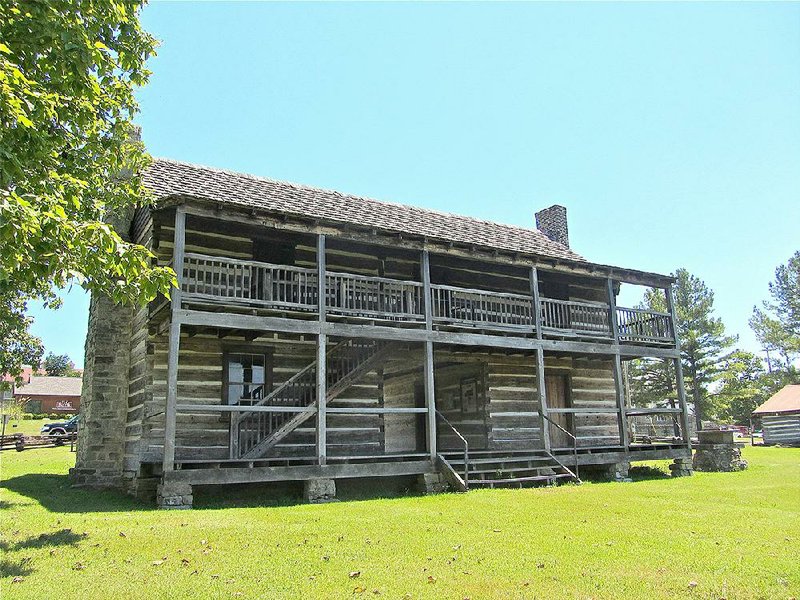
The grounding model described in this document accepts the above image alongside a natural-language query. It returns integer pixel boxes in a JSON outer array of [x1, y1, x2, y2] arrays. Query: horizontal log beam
[[173, 309, 680, 358], [164, 459, 436, 485], [176, 404, 315, 413]]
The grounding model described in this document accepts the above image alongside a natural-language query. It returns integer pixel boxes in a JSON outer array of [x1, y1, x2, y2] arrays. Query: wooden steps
[[238, 340, 397, 460], [439, 449, 580, 489]]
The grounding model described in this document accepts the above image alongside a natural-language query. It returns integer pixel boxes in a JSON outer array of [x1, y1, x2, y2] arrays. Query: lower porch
[[135, 329, 692, 505]]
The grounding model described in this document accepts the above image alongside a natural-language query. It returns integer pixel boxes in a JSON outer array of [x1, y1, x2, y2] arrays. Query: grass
[[1, 447, 798, 599], [2, 419, 50, 437]]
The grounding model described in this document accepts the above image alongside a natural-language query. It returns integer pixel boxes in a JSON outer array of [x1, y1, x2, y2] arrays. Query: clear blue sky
[[29, 1, 800, 365]]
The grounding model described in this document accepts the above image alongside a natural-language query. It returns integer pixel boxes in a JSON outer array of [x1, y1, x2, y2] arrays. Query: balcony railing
[[430, 284, 534, 330], [616, 307, 673, 343], [540, 298, 611, 337], [179, 253, 674, 345], [326, 272, 424, 322], [182, 253, 318, 311]]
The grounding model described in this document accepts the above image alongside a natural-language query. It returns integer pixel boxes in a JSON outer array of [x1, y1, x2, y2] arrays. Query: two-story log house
[[72, 159, 693, 507]]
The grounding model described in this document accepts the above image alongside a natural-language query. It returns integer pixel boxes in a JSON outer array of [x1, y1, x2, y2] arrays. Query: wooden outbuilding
[[72, 159, 694, 507], [753, 385, 800, 446]]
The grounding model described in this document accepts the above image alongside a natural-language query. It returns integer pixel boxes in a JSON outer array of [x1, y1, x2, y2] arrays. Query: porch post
[[163, 206, 186, 473], [607, 278, 629, 449], [424, 341, 436, 460], [530, 267, 542, 339], [612, 354, 630, 450], [606, 278, 620, 343], [317, 234, 327, 465], [666, 283, 692, 449], [421, 250, 436, 459], [536, 348, 551, 452]]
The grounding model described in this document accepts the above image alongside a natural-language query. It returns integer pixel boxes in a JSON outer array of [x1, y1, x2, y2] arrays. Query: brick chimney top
[[535, 205, 569, 248]]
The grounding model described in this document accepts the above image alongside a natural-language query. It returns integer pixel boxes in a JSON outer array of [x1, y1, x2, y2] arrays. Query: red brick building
[[13, 376, 82, 414]]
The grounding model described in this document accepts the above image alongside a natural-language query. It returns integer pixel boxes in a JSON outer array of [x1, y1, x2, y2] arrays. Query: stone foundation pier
[[693, 430, 748, 472]]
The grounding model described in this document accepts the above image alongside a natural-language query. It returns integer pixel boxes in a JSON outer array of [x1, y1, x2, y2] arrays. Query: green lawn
[[1, 447, 798, 599], [2, 418, 50, 437]]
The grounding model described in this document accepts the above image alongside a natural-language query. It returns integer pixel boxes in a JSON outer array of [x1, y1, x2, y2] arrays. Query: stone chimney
[[535, 205, 569, 248]]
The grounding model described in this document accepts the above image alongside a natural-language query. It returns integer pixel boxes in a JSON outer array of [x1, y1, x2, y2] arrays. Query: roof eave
[[151, 194, 676, 288]]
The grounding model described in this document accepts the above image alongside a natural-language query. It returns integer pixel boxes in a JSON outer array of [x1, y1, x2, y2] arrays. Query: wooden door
[[545, 374, 573, 448]]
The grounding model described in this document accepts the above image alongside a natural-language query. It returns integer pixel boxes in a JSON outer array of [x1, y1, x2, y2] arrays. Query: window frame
[[221, 345, 275, 407]]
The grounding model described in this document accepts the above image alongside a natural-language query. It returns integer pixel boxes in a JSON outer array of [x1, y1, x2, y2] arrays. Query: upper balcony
[[176, 252, 675, 347]]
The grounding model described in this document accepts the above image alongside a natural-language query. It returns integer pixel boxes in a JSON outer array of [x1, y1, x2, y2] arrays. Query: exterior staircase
[[438, 449, 581, 490], [233, 339, 396, 460]]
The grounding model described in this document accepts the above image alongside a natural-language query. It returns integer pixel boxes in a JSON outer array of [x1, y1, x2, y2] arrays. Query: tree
[[628, 269, 737, 428], [42, 352, 80, 377], [0, 1, 175, 379], [714, 350, 766, 425], [0, 295, 42, 382], [750, 251, 800, 370], [673, 269, 738, 428]]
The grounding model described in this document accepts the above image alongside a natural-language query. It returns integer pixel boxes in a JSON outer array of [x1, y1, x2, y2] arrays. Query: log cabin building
[[72, 159, 693, 507]]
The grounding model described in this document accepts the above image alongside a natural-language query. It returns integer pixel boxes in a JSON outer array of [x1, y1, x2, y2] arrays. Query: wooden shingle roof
[[144, 158, 584, 263], [753, 385, 800, 415]]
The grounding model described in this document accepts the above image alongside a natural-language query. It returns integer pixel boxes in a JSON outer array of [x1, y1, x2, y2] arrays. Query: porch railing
[[182, 253, 318, 311], [179, 253, 674, 346], [539, 411, 581, 483], [616, 307, 674, 343], [436, 410, 469, 487], [430, 284, 534, 330], [626, 407, 685, 444], [540, 298, 611, 337], [326, 272, 424, 321]]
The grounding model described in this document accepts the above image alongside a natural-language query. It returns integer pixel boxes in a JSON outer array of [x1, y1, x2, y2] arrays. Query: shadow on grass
[[0, 473, 149, 514], [0, 528, 88, 552], [628, 465, 671, 481], [3, 471, 429, 512], [192, 475, 426, 510], [0, 558, 34, 578]]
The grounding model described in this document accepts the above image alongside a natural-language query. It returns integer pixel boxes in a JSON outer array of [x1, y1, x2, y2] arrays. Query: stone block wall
[[71, 293, 134, 489], [71, 207, 137, 490]]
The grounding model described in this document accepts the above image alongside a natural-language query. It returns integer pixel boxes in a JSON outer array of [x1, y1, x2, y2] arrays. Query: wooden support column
[[612, 354, 630, 450], [530, 267, 543, 339], [606, 278, 620, 343], [163, 206, 186, 473], [421, 250, 436, 459], [665, 284, 692, 449], [317, 234, 326, 324], [536, 348, 551, 452], [607, 278, 628, 449], [316, 234, 327, 465]]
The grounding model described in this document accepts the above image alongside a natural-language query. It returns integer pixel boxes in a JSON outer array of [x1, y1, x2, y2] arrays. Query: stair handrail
[[233, 339, 351, 426], [238, 339, 395, 460], [435, 410, 469, 488], [539, 411, 580, 482]]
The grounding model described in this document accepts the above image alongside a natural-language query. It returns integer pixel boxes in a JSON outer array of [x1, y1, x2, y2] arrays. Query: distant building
[[13, 376, 82, 414], [1, 366, 35, 407], [752, 385, 800, 446]]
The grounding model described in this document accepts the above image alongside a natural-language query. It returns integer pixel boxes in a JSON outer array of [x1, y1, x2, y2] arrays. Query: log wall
[[121, 210, 622, 471], [762, 414, 800, 446]]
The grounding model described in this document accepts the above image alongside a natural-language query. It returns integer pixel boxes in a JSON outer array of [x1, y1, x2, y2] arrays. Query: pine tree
[[628, 269, 736, 429], [750, 251, 800, 370]]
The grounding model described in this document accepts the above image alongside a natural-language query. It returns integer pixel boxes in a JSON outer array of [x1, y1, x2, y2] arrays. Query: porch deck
[[160, 444, 691, 487]]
